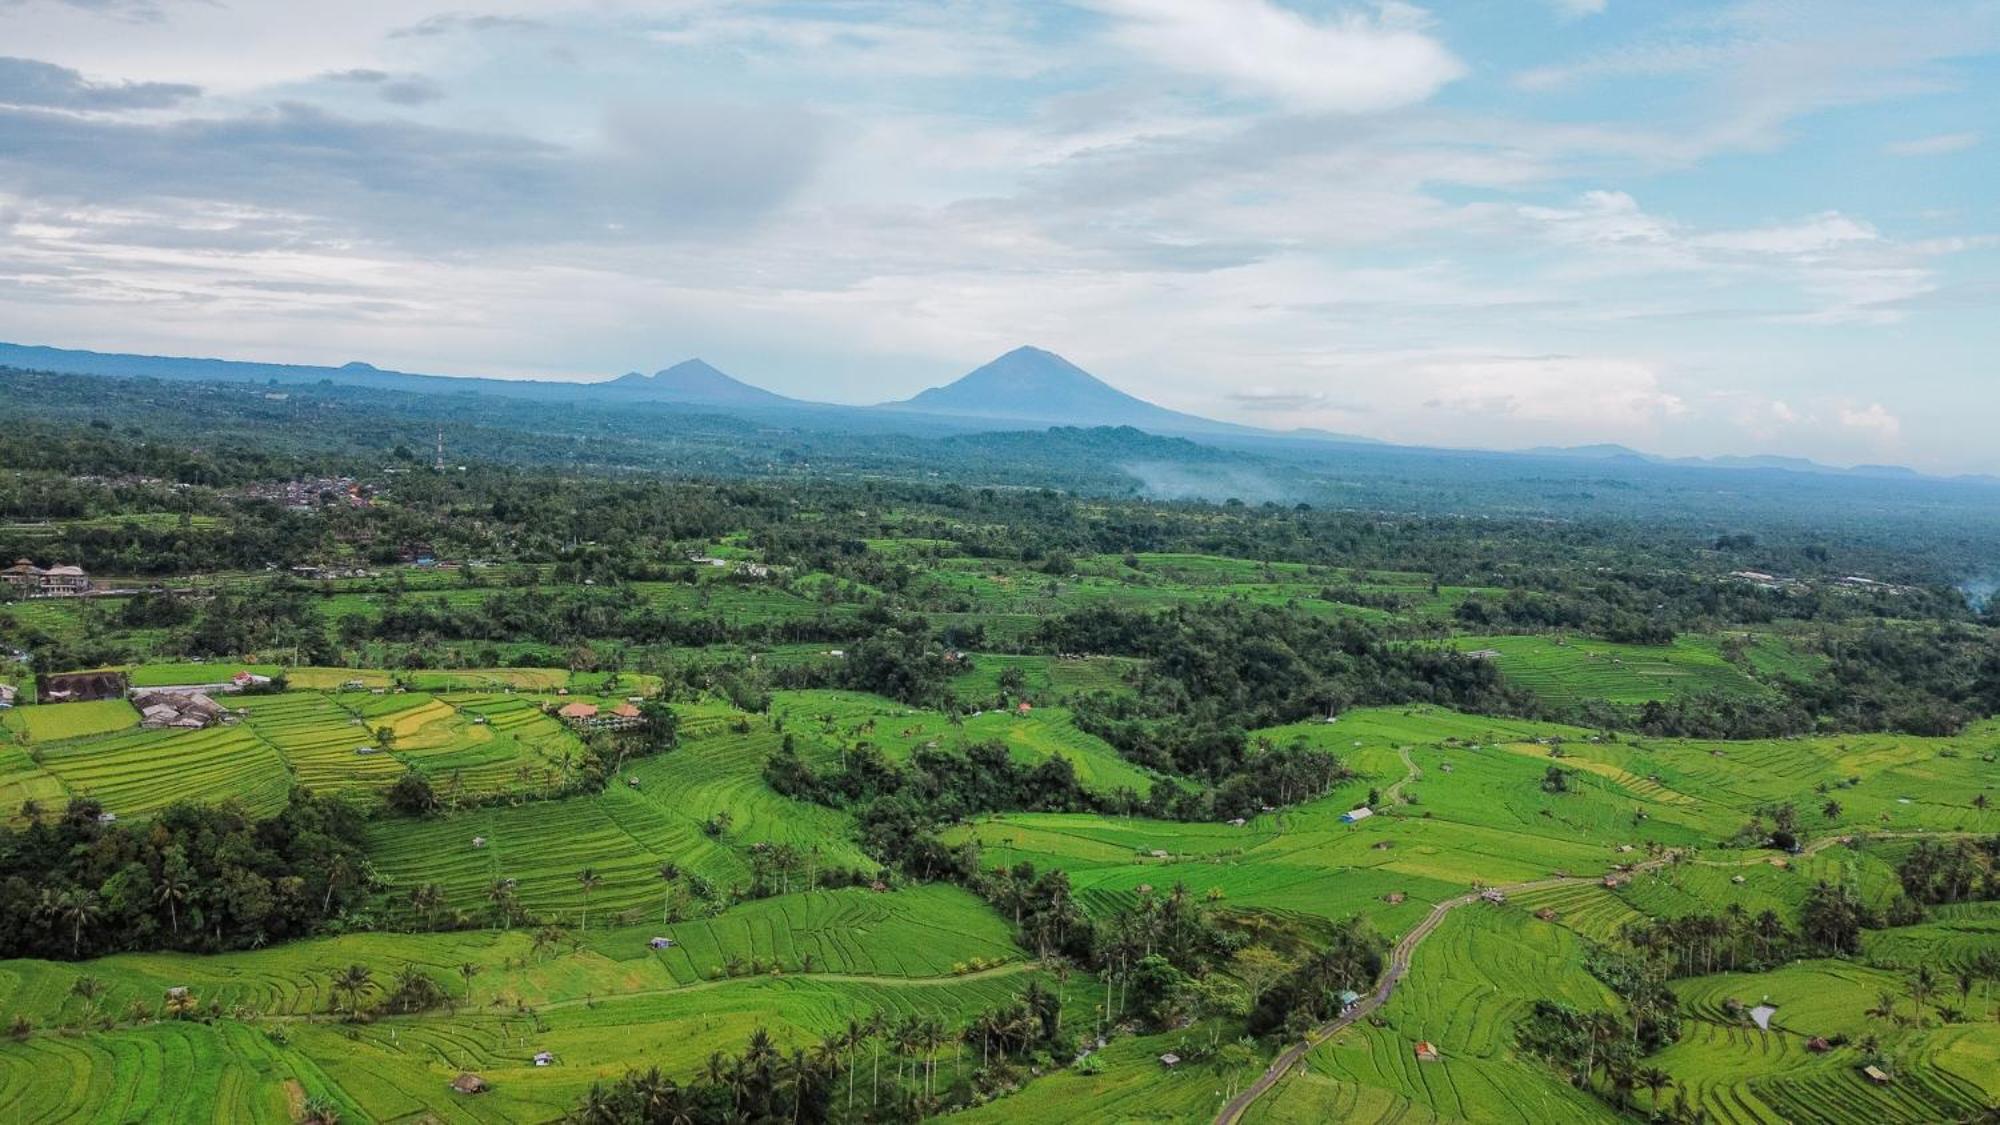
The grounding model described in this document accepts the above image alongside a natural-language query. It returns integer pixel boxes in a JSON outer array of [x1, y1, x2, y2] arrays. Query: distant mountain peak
[[606, 358, 793, 405], [887, 346, 1243, 435]]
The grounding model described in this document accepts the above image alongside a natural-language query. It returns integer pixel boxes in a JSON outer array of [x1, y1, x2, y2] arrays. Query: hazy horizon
[[2, 1, 1995, 469]]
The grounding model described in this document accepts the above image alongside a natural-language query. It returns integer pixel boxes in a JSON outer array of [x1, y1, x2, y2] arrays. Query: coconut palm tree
[[332, 964, 373, 1017], [572, 1082, 619, 1125], [1639, 1065, 1673, 1117], [575, 867, 601, 930], [321, 853, 352, 916], [407, 883, 445, 930], [154, 869, 192, 937], [66, 976, 104, 1027], [458, 962, 481, 1004], [1911, 965, 1937, 1020], [1868, 990, 1899, 1023], [657, 862, 680, 925], [47, 889, 102, 958], [487, 879, 518, 928]]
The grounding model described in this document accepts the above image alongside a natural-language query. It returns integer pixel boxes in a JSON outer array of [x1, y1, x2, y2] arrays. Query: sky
[[0, 1, 1995, 470]]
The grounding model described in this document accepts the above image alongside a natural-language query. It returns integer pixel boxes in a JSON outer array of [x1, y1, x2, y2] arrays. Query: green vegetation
[[0, 405, 1996, 1122]]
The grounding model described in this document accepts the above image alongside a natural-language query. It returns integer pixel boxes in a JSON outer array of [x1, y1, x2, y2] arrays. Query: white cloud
[[1416, 354, 1684, 428], [1694, 212, 1878, 255], [1090, 0, 1465, 112], [1885, 131, 1979, 157], [1838, 401, 1902, 440]]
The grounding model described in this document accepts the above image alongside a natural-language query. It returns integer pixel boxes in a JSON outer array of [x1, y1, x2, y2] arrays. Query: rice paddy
[[0, 559, 1993, 1123]]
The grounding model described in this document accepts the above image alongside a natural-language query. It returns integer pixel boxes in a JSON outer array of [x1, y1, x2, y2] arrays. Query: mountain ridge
[[0, 339, 1953, 482]]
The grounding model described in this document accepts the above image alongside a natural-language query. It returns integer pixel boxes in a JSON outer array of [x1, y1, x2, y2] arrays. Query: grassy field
[[1253, 907, 1622, 1125], [1449, 634, 1781, 708], [2, 698, 140, 743], [0, 663, 1991, 1123], [0, 885, 1052, 1123], [1658, 960, 2000, 1123], [775, 689, 1159, 795]]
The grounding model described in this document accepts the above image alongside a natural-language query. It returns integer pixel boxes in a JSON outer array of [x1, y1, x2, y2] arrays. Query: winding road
[[1214, 759, 1977, 1125]]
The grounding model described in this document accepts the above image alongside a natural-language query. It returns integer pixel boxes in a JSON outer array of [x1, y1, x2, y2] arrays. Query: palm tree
[[702, 1049, 731, 1091], [1868, 989, 1899, 1023], [1639, 1065, 1673, 1116], [321, 853, 352, 916], [458, 962, 481, 1004], [867, 1009, 888, 1108], [842, 1016, 866, 1114], [1822, 799, 1842, 820], [332, 964, 373, 1017], [66, 975, 105, 1027], [299, 1095, 342, 1125], [1911, 965, 1937, 1020], [407, 883, 445, 930], [49, 889, 102, 958], [573, 1083, 619, 1125], [154, 870, 191, 936], [487, 879, 517, 928], [533, 925, 567, 960], [658, 862, 680, 925], [575, 867, 601, 930]]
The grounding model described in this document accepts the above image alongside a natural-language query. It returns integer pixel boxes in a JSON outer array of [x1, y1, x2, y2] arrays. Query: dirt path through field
[[1215, 819, 1967, 1124]]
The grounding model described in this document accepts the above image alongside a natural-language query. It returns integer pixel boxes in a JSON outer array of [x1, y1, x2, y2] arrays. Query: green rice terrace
[[2, 485, 1998, 1123]]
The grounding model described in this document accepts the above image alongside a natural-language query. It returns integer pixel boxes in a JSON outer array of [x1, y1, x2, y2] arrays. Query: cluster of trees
[[0, 791, 372, 960], [570, 986, 1076, 1125], [768, 740, 1097, 821], [570, 1027, 842, 1124], [1515, 945, 1687, 1119], [1514, 1000, 1679, 1118], [1049, 603, 1523, 776], [357, 586, 862, 650], [1623, 879, 1881, 978], [1243, 916, 1385, 1037], [1896, 836, 1999, 904], [1621, 907, 1801, 977]]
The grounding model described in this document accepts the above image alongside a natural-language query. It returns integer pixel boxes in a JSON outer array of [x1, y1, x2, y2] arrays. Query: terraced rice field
[[4, 699, 139, 743], [630, 581, 854, 626], [127, 663, 283, 688], [944, 653, 1142, 704], [0, 886, 1051, 1124], [1256, 907, 1622, 1124], [0, 745, 65, 821], [1449, 634, 1778, 708], [776, 689, 1158, 794], [239, 693, 404, 797], [38, 723, 292, 817], [1659, 961, 2000, 1124]]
